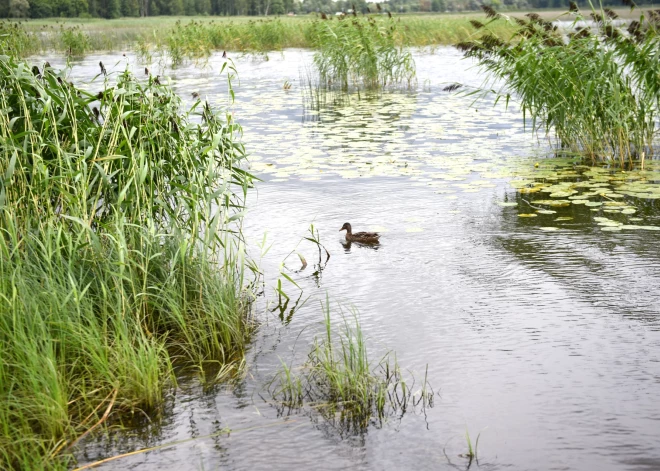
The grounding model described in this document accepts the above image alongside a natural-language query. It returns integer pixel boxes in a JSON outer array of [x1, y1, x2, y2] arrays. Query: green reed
[[58, 24, 91, 57], [0, 21, 40, 57], [0, 55, 254, 468], [270, 300, 433, 432], [308, 16, 416, 91], [14, 15, 518, 61], [457, 5, 660, 167]]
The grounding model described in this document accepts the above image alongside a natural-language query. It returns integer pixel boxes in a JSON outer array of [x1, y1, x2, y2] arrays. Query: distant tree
[[28, 0, 52, 17], [195, 0, 211, 14], [104, 0, 121, 17], [431, 0, 444, 10], [270, 0, 282, 13], [121, 0, 139, 16], [9, 0, 30, 16]]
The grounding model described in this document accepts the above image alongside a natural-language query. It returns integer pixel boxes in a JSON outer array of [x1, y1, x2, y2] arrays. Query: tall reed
[[270, 300, 433, 433], [457, 5, 660, 166], [308, 16, 416, 90], [0, 56, 254, 468]]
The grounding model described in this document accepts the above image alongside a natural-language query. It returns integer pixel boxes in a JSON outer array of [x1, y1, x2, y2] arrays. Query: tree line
[[0, 0, 651, 20]]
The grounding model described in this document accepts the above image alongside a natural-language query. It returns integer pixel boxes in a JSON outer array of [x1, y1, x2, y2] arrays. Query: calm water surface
[[40, 48, 660, 471]]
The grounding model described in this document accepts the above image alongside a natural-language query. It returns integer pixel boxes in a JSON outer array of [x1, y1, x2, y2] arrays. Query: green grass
[[309, 16, 416, 90], [269, 300, 433, 432], [457, 5, 660, 166], [0, 54, 255, 468], [8, 14, 520, 59]]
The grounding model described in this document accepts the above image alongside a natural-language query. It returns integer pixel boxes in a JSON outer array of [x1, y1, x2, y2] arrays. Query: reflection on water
[[33, 49, 660, 471]]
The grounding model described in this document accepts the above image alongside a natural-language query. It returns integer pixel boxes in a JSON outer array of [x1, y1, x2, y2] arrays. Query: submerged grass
[[269, 300, 432, 433], [457, 5, 660, 166], [0, 55, 254, 468]]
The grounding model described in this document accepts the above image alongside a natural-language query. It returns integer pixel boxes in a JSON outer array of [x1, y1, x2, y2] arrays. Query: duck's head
[[339, 222, 351, 233]]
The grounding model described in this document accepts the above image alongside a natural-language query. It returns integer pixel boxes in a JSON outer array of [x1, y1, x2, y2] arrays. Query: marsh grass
[[457, 5, 660, 166], [269, 300, 433, 433], [13, 15, 519, 61], [309, 16, 416, 91], [58, 24, 91, 57], [0, 20, 40, 57], [0, 55, 254, 468]]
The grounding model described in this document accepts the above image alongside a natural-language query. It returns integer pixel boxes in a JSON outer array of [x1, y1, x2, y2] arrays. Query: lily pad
[[539, 227, 559, 231], [518, 213, 538, 218]]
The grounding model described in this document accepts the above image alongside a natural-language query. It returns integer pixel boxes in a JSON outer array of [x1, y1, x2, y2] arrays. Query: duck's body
[[339, 222, 380, 243]]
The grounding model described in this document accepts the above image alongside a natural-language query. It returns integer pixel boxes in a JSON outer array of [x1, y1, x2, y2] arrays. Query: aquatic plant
[[58, 24, 91, 57], [308, 16, 416, 91], [12, 15, 517, 61], [457, 5, 660, 167], [0, 20, 40, 57], [0, 56, 254, 468], [269, 300, 433, 432]]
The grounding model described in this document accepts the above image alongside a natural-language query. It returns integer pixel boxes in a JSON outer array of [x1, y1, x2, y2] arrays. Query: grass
[[269, 299, 433, 433], [309, 16, 416, 90], [456, 4, 660, 167], [7, 14, 521, 60], [0, 53, 255, 468]]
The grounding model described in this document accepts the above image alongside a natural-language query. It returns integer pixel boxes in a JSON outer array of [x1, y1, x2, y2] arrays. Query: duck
[[339, 223, 380, 243]]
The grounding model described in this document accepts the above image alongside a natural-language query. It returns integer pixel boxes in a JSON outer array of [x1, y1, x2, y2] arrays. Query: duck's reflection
[[341, 240, 381, 252]]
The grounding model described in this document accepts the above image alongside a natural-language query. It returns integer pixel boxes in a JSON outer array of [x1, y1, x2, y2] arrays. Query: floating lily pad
[[601, 226, 622, 231], [539, 227, 559, 231], [585, 202, 603, 207], [555, 217, 573, 221], [536, 209, 557, 214], [531, 199, 571, 207], [518, 213, 538, 218], [550, 190, 578, 198], [498, 202, 518, 207]]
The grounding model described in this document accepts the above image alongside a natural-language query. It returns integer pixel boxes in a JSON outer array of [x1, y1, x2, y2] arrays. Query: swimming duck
[[339, 223, 380, 243]]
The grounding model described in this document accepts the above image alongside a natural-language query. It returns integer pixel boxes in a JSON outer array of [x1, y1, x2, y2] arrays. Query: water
[[40, 48, 660, 471]]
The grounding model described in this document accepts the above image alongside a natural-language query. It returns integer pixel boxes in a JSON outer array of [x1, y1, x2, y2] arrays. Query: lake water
[[41, 48, 660, 471]]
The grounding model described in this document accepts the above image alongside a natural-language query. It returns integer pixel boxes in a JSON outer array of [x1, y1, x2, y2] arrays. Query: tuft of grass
[[0, 55, 254, 468], [0, 20, 40, 57], [58, 24, 91, 57], [308, 16, 416, 91], [269, 299, 433, 433]]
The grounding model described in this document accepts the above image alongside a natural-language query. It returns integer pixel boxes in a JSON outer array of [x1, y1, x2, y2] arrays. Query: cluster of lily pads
[[500, 159, 660, 232]]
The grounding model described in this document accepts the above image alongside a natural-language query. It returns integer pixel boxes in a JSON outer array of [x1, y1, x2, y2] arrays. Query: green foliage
[[0, 56, 253, 468], [8, 0, 30, 18], [270, 301, 433, 431], [58, 24, 91, 56], [458, 6, 660, 166], [309, 16, 416, 90], [0, 21, 40, 56]]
